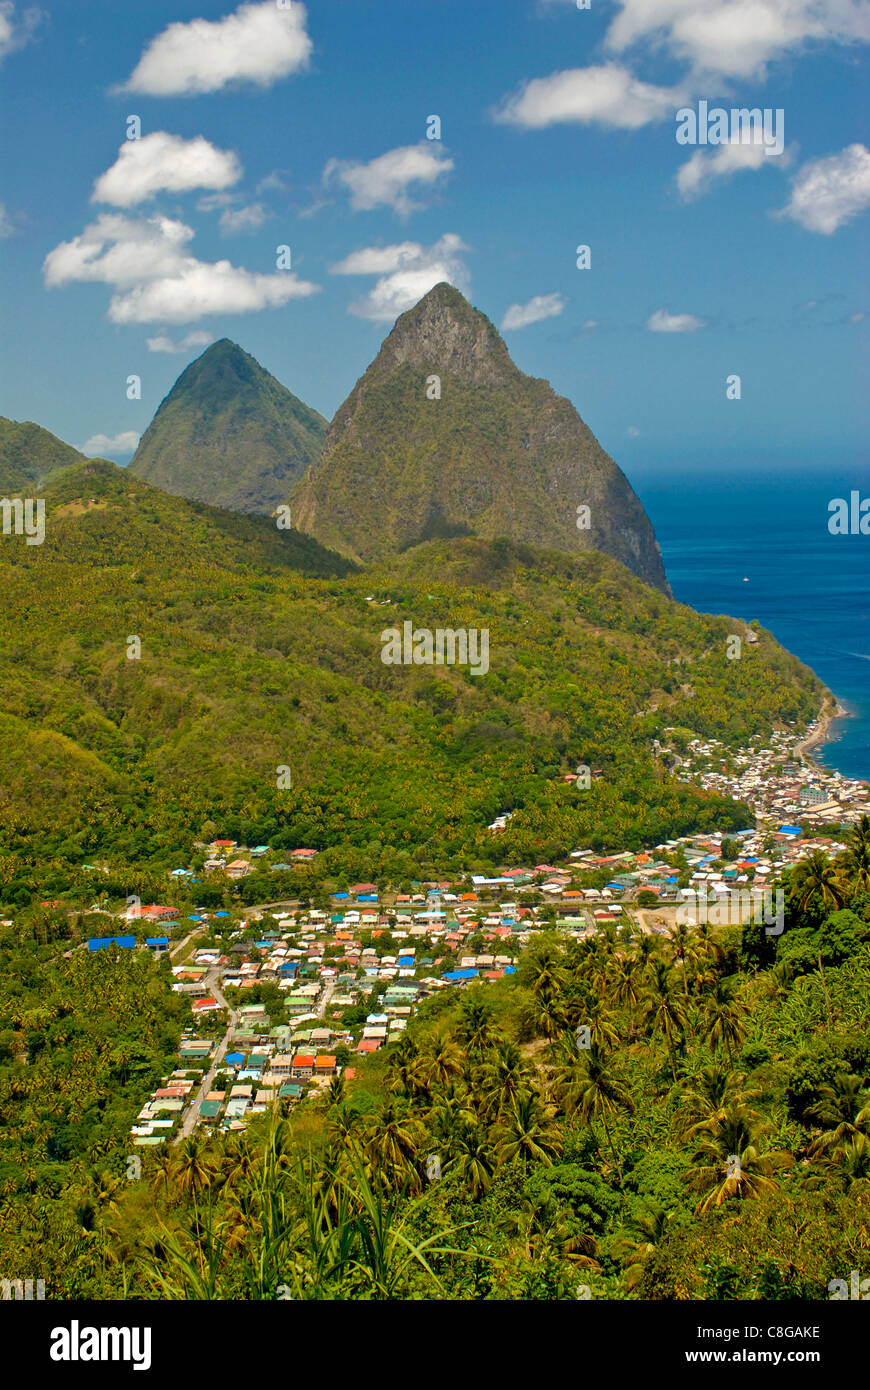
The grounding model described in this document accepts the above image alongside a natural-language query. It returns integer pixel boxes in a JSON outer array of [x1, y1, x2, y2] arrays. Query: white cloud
[[82, 431, 140, 458], [0, 2, 43, 64], [331, 233, 470, 321], [494, 64, 685, 130], [219, 202, 268, 234], [44, 212, 319, 324], [44, 213, 196, 290], [0, 201, 13, 236], [117, 0, 312, 97], [677, 133, 788, 200], [330, 241, 427, 275], [779, 143, 870, 233], [604, 0, 870, 81], [92, 133, 242, 208], [627, 425, 641, 437], [500, 292, 566, 330], [647, 308, 706, 332], [146, 330, 215, 354], [324, 143, 454, 215]]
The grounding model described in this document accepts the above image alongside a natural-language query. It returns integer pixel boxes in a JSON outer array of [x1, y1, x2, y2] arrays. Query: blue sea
[[634, 470, 870, 782]]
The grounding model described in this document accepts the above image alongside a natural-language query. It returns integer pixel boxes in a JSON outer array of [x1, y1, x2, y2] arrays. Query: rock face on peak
[[129, 339, 328, 514], [291, 283, 670, 593]]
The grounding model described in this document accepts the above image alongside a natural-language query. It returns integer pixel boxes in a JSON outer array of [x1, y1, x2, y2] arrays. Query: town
[[82, 720, 864, 1146]]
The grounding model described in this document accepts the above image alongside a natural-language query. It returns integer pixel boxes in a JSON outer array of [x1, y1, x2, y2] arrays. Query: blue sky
[[1, 0, 868, 479]]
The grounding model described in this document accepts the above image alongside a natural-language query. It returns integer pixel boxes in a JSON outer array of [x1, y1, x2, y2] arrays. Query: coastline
[[795, 695, 850, 768]]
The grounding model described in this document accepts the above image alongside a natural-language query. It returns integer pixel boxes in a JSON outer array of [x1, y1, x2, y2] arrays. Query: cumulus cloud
[[500, 292, 566, 330], [0, 2, 43, 64], [117, 0, 312, 97], [44, 212, 319, 325], [92, 133, 242, 208], [0, 201, 13, 236], [779, 143, 870, 233], [324, 142, 454, 215], [647, 308, 706, 332], [677, 133, 789, 200], [604, 0, 870, 82], [219, 202, 268, 234], [146, 330, 215, 354], [494, 64, 685, 130], [330, 233, 470, 321], [82, 431, 140, 458]]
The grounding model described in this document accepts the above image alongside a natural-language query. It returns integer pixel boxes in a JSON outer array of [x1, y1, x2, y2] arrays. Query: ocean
[[634, 470, 870, 783]]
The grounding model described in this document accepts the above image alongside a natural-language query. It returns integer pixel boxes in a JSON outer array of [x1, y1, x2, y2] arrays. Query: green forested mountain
[[129, 339, 328, 514], [291, 283, 670, 593], [0, 416, 85, 491], [0, 456, 823, 903]]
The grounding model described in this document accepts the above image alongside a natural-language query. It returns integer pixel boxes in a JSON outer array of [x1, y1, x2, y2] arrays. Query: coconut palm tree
[[494, 1091, 562, 1168], [560, 1043, 634, 1179], [449, 1124, 494, 1199], [457, 995, 500, 1058], [420, 1034, 463, 1090], [790, 850, 846, 914], [805, 1074, 870, 1160], [482, 1040, 532, 1119], [173, 1134, 219, 1201], [683, 1105, 792, 1213], [642, 961, 686, 1081], [612, 1202, 672, 1290], [362, 1100, 424, 1192], [842, 814, 870, 890], [678, 1063, 760, 1138], [701, 979, 748, 1063]]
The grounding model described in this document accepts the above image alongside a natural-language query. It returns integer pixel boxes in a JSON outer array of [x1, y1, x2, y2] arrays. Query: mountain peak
[[291, 289, 671, 593], [129, 342, 327, 515], [375, 282, 515, 388]]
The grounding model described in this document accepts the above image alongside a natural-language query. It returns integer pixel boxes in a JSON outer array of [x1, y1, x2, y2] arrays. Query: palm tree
[[612, 1202, 672, 1290], [420, 1034, 463, 1090], [642, 961, 686, 1081], [457, 995, 500, 1058], [561, 1043, 634, 1180], [521, 943, 568, 999], [790, 850, 846, 914], [173, 1134, 218, 1201], [843, 814, 870, 890], [498, 1188, 596, 1264], [494, 1091, 562, 1168], [806, 1135, 870, 1197], [363, 1101, 424, 1192], [483, 1040, 531, 1118], [701, 979, 748, 1063], [805, 1074, 870, 1160], [683, 1105, 792, 1213], [678, 1063, 760, 1138], [450, 1124, 494, 1199]]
